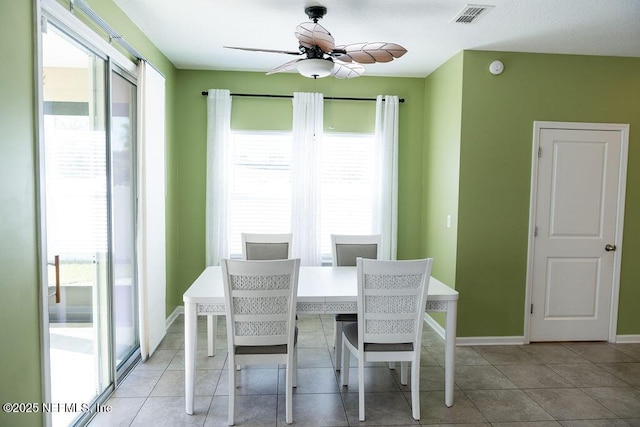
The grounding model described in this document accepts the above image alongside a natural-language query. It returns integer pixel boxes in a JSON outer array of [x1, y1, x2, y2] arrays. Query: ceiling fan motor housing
[[305, 6, 327, 22], [302, 45, 326, 59]]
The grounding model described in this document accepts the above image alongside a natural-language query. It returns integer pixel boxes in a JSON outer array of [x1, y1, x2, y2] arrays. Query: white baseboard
[[616, 334, 640, 343], [456, 336, 526, 346], [423, 313, 525, 346], [454, 336, 640, 346], [166, 305, 184, 330]]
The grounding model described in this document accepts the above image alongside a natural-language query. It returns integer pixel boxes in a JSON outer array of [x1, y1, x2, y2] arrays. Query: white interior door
[[529, 123, 628, 342]]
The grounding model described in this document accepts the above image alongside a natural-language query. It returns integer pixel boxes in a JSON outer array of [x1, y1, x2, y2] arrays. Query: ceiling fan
[[224, 5, 407, 79]]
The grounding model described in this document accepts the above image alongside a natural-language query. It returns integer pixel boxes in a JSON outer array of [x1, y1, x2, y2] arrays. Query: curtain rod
[[201, 92, 405, 103]]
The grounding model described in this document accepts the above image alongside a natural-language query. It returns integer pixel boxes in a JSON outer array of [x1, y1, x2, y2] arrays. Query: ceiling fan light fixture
[[296, 58, 333, 78], [224, 5, 402, 79]]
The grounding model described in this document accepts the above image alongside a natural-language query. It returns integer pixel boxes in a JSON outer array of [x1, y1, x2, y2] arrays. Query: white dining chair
[[205, 233, 294, 359], [330, 234, 381, 370], [207, 233, 293, 356], [241, 232, 292, 260], [221, 258, 300, 425], [242, 232, 297, 326], [340, 257, 433, 421]]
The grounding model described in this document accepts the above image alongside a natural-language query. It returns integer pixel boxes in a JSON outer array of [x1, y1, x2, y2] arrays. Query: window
[[227, 131, 376, 261], [228, 131, 292, 256], [319, 133, 376, 256]]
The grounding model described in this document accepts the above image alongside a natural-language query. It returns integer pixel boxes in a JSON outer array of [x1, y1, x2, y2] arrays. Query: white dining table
[[183, 266, 459, 414]]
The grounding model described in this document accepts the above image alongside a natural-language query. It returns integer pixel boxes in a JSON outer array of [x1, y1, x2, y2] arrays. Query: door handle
[[605, 244, 617, 252], [48, 255, 61, 303]]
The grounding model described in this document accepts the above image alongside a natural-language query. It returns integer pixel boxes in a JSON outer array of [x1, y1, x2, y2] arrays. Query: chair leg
[[341, 339, 350, 386], [228, 362, 236, 425], [293, 345, 298, 388], [400, 361, 409, 386], [358, 359, 365, 421], [334, 321, 343, 370], [411, 362, 420, 420], [286, 358, 293, 424]]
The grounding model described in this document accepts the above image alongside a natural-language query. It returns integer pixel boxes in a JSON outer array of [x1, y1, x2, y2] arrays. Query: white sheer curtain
[[137, 60, 166, 359], [291, 92, 323, 265], [205, 89, 232, 266], [374, 95, 399, 260]]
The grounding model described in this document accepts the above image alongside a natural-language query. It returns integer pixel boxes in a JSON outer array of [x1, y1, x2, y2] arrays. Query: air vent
[[452, 4, 494, 24]]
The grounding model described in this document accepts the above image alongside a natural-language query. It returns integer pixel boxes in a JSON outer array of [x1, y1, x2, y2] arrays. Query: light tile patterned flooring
[[90, 314, 640, 426]]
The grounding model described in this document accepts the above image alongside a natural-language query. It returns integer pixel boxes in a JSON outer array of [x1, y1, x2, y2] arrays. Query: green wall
[[168, 70, 425, 309], [0, 1, 176, 425], [0, 2, 42, 426], [422, 52, 463, 285], [454, 51, 640, 337]]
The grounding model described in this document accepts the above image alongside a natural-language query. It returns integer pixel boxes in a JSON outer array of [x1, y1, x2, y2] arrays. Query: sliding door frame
[[35, 0, 139, 425], [109, 61, 141, 381]]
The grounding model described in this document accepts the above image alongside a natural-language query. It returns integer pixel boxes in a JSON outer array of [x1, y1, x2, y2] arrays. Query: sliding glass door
[[41, 21, 138, 427], [110, 69, 138, 367]]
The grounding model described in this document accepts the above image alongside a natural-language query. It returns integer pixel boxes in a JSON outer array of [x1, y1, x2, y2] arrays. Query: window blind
[[228, 131, 376, 261]]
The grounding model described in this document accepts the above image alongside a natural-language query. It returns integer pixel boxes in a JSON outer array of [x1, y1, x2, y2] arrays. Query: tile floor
[[90, 314, 640, 426]]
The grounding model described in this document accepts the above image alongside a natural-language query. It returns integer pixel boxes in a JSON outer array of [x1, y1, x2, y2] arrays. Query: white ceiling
[[113, 0, 640, 78]]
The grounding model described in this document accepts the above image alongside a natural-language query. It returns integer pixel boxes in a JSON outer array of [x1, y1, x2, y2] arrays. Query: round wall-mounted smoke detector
[[489, 60, 504, 75]]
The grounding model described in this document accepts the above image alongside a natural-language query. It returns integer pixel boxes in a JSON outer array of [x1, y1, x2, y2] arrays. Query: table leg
[[185, 302, 197, 414], [207, 314, 217, 356], [444, 300, 457, 407]]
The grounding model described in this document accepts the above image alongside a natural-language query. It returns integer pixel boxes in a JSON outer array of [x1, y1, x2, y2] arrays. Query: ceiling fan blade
[[336, 42, 407, 64], [224, 46, 302, 56], [295, 22, 335, 53], [266, 58, 303, 75], [332, 60, 365, 79]]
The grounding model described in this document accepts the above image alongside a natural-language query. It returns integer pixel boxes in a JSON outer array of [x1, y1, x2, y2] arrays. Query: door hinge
[[538, 147, 542, 158], [530, 304, 534, 314], [534, 226, 538, 237]]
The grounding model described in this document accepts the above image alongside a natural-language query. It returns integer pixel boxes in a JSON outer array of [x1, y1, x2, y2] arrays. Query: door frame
[[524, 121, 629, 344]]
